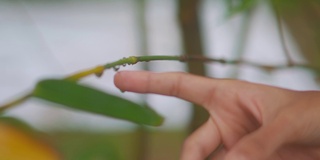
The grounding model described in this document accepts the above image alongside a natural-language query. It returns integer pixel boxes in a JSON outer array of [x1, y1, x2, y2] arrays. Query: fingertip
[[113, 71, 126, 90], [180, 120, 221, 160], [113, 70, 152, 92], [114, 71, 138, 91]]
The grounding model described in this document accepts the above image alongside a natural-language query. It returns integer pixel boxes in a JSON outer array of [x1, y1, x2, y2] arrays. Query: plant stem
[[137, 55, 181, 62], [0, 55, 181, 113], [0, 55, 318, 113], [0, 93, 32, 113], [66, 56, 180, 81]]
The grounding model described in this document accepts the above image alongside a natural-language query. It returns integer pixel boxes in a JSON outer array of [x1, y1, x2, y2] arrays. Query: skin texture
[[114, 71, 320, 160]]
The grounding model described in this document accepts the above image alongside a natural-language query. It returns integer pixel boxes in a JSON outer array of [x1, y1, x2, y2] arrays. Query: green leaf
[[32, 79, 163, 126]]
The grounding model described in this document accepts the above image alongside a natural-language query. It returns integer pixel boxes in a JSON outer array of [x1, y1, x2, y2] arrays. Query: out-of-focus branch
[[276, 1, 320, 69], [177, 0, 210, 141], [180, 55, 318, 72], [134, 0, 150, 159], [229, 9, 254, 78], [273, 2, 294, 66]]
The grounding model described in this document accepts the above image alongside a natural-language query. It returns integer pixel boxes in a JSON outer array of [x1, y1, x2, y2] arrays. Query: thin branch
[[0, 56, 180, 113], [180, 55, 318, 72], [274, 3, 294, 66], [0, 55, 318, 113], [134, 0, 151, 159], [0, 93, 32, 113], [229, 9, 253, 78]]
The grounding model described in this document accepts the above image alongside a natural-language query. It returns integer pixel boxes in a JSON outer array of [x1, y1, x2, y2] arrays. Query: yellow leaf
[[0, 123, 61, 160]]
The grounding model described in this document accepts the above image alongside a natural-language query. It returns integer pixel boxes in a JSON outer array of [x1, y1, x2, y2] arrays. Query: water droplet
[[94, 72, 103, 78], [122, 64, 127, 67], [113, 66, 120, 71]]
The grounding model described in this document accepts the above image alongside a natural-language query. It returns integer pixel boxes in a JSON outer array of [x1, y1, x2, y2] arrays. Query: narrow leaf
[[33, 79, 163, 126]]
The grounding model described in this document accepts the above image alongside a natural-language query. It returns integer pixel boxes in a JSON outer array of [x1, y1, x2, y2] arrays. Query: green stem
[[137, 55, 180, 62], [65, 56, 180, 81], [0, 55, 181, 113], [0, 55, 319, 113]]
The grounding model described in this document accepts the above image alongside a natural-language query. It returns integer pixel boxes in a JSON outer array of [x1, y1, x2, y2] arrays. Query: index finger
[[114, 71, 220, 107]]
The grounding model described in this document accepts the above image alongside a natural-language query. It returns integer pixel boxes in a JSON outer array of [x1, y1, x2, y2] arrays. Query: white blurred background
[[0, 0, 318, 132]]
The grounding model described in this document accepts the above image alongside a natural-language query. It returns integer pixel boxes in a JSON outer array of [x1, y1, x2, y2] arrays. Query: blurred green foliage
[[49, 130, 186, 160]]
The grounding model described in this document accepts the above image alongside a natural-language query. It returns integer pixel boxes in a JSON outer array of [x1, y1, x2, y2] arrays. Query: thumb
[[225, 122, 289, 160]]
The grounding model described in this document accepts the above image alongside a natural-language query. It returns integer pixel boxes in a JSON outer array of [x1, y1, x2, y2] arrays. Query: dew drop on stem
[[94, 72, 103, 78], [113, 65, 120, 71]]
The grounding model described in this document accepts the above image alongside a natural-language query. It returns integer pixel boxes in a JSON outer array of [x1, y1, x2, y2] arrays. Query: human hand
[[114, 71, 320, 160]]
